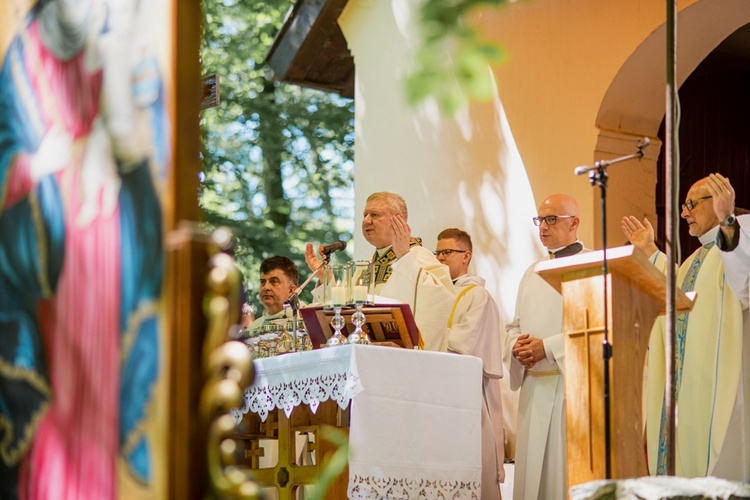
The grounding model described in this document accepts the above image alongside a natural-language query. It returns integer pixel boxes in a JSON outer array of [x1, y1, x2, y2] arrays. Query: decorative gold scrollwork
[[200, 228, 260, 498]]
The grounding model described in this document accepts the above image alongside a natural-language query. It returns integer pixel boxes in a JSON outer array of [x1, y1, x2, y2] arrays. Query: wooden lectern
[[535, 245, 695, 488]]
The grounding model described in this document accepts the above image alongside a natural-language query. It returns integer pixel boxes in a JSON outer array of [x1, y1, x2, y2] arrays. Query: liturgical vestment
[[505, 255, 572, 500], [313, 243, 455, 350], [371, 245, 455, 351], [444, 274, 505, 498], [647, 225, 749, 479]]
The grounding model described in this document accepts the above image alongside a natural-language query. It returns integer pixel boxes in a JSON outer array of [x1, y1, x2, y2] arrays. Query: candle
[[331, 286, 347, 306], [352, 285, 368, 303]]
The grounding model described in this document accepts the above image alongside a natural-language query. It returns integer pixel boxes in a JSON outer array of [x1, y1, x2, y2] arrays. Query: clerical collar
[[699, 226, 719, 247], [548, 241, 583, 259]]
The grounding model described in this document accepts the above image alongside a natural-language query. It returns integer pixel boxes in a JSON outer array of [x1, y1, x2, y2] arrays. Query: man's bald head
[[539, 194, 580, 217], [536, 194, 580, 249]]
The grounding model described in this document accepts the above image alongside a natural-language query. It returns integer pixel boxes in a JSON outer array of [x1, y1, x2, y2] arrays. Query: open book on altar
[[299, 303, 421, 349]]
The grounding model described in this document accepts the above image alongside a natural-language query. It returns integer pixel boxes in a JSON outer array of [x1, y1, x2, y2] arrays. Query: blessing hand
[[305, 242, 325, 277], [621, 216, 659, 256], [705, 172, 735, 222]]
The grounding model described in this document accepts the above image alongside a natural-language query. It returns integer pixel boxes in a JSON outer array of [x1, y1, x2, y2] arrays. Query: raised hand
[[705, 173, 735, 222], [621, 216, 659, 256], [391, 214, 412, 258], [305, 242, 325, 277]]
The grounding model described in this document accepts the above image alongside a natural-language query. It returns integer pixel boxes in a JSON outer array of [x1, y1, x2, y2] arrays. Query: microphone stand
[[286, 254, 331, 352], [575, 144, 646, 479]]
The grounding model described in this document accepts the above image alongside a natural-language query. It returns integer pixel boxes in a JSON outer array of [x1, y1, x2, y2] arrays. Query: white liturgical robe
[[504, 246, 586, 500], [312, 243, 455, 350], [371, 245, 455, 351], [717, 213, 750, 307], [445, 274, 505, 498]]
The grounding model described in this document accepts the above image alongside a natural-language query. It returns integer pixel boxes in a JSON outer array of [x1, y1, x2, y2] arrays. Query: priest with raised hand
[[436, 228, 505, 499], [305, 191, 455, 351], [505, 194, 586, 500], [621, 172, 749, 480]]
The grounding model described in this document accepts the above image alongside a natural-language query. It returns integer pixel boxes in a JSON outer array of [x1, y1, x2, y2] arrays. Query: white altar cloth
[[233, 344, 483, 499]]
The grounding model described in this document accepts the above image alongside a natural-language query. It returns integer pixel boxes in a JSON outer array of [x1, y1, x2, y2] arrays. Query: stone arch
[[592, 0, 750, 245]]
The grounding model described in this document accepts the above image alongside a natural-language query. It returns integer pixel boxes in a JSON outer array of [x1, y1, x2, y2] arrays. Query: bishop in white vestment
[[306, 192, 455, 350]]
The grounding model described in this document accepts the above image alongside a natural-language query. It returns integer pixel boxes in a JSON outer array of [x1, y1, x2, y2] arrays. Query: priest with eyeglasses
[[435, 228, 505, 499], [622, 173, 750, 480], [505, 194, 587, 500]]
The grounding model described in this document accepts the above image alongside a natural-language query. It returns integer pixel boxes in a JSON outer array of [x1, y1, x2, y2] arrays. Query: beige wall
[[338, 0, 750, 458], [339, 0, 750, 315], [340, 0, 544, 323]]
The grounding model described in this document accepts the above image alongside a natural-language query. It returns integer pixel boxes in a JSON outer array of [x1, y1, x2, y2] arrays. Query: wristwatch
[[720, 213, 737, 227]]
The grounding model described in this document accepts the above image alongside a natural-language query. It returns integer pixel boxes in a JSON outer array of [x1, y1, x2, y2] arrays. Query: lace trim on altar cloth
[[348, 475, 481, 499], [231, 368, 362, 423]]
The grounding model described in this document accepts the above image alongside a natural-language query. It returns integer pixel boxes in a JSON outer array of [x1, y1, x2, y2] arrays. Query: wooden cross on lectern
[[201, 74, 221, 110], [567, 307, 605, 472]]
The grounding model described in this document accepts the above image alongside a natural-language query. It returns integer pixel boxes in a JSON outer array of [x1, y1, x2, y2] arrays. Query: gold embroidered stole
[[371, 237, 422, 286]]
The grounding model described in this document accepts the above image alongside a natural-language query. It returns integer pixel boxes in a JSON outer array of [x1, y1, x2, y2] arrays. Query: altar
[[231, 344, 484, 498]]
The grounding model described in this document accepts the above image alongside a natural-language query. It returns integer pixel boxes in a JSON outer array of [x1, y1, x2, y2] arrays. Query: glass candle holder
[[349, 260, 374, 305], [323, 263, 351, 308]]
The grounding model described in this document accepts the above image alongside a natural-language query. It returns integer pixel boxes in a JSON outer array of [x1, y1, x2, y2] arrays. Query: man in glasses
[[505, 194, 584, 500], [435, 228, 505, 498], [305, 191, 455, 350], [622, 173, 749, 481]]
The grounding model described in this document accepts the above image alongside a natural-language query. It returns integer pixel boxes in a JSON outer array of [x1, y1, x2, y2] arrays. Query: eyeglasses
[[434, 249, 467, 258], [681, 195, 712, 212], [532, 215, 575, 226]]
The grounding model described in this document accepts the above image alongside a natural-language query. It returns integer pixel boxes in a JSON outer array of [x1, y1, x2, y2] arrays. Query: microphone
[[319, 240, 347, 256], [574, 165, 593, 176]]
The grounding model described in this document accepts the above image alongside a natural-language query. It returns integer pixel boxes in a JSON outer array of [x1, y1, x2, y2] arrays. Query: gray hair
[[366, 192, 408, 220]]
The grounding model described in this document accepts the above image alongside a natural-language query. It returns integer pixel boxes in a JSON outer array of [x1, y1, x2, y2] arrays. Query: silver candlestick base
[[346, 303, 370, 345], [326, 306, 347, 347]]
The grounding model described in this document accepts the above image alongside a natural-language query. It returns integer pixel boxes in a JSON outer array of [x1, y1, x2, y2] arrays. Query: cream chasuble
[[312, 240, 455, 351], [647, 226, 747, 479], [446, 275, 505, 497], [374, 244, 455, 351]]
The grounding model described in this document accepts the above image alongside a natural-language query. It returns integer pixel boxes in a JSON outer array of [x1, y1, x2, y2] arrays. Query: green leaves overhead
[[407, 0, 509, 115]]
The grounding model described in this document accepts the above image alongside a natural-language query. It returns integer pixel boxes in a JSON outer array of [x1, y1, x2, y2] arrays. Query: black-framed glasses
[[434, 249, 467, 258], [682, 195, 712, 212], [532, 215, 575, 226]]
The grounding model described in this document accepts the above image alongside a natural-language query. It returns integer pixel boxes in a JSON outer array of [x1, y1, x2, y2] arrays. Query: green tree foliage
[[200, 0, 355, 310], [406, 0, 511, 115]]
